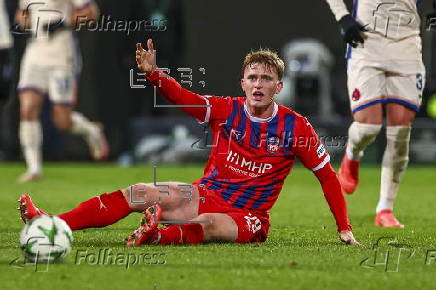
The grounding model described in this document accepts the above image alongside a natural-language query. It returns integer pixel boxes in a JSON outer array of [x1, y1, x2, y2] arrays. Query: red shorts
[[195, 184, 270, 243]]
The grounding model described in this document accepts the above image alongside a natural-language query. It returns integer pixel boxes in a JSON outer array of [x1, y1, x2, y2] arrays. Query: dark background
[[1, 0, 435, 161]]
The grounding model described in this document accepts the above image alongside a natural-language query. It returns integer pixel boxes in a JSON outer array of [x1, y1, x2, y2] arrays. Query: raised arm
[[135, 39, 210, 122]]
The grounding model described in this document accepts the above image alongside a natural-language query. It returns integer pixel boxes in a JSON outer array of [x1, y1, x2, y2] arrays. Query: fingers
[[147, 38, 154, 52], [136, 54, 141, 65], [356, 34, 364, 44], [339, 231, 361, 246], [340, 236, 361, 246]]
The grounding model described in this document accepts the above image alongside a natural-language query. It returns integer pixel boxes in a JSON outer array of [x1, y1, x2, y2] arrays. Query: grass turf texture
[[1, 163, 435, 290]]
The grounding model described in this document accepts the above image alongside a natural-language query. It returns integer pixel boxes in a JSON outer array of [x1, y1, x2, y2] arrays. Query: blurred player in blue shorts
[[15, 0, 108, 183], [326, 0, 435, 227]]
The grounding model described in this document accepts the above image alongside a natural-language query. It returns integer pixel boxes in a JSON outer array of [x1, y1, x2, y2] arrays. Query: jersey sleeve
[[145, 70, 231, 123], [325, 0, 350, 21], [293, 116, 330, 172]]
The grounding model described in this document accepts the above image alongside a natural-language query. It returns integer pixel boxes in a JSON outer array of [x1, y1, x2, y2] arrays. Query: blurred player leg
[[375, 103, 415, 228], [71, 111, 109, 161], [339, 105, 382, 194], [17, 90, 44, 183], [49, 69, 109, 161], [340, 60, 384, 194]]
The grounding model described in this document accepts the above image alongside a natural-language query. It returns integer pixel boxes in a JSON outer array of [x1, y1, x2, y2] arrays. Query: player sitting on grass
[[18, 39, 359, 246]]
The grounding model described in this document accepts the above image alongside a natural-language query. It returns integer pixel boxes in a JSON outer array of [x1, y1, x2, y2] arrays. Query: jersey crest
[[266, 136, 280, 154]]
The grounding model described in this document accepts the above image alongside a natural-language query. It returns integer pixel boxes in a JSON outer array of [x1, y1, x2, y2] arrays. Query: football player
[[325, 0, 434, 227], [15, 0, 108, 183], [18, 39, 359, 246]]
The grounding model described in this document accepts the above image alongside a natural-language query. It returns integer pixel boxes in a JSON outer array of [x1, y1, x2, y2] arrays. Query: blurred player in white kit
[[15, 0, 108, 183], [326, 0, 436, 227]]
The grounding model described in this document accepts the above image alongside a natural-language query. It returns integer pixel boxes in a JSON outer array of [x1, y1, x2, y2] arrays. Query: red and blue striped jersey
[[193, 97, 330, 217], [146, 71, 331, 218]]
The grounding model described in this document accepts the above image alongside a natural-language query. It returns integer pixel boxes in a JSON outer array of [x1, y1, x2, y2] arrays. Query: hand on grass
[[339, 230, 360, 246]]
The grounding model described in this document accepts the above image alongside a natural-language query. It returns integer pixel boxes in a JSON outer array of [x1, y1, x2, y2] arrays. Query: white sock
[[376, 126, 411, 213], [71, 111, 97, 137], [19, 120, 42, 174], [346, 122, 382, 161]]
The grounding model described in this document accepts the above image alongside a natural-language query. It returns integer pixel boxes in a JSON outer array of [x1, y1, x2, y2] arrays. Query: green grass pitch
[[1, 163, 435, 290]]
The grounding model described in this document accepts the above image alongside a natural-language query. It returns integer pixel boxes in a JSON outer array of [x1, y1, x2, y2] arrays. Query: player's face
[[241, 63, 283, 116]]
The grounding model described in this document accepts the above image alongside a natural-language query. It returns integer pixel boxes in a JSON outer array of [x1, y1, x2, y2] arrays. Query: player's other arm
[[294, 117, 359, 245], [325, 0, 366, 47], [313, 163, 359, 245], [136, 38, 210, 122]]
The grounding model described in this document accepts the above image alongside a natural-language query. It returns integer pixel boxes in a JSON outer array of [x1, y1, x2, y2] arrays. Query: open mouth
[[253, 91, 264, 100]]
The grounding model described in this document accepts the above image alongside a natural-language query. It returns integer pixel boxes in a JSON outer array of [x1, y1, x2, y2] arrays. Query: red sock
[[58, 190, 131, 230], [158, 223, 204, 245]]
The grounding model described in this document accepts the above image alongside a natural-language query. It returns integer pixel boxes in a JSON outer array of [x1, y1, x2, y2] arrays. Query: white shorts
[[347, 59, 425, 113], [18, 61, 74, 106]]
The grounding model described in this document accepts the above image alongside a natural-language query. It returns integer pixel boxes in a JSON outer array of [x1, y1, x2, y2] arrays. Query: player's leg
[[49, 69, 109, 160], [51, 104, 73, 131], [127, 201, 269, 245], [121, 182, 201, 221], [71, 111, 109, 161], [17, 89, 44, 183], [339, 60, 384, 194], [127, 210, 238, 245], [19, 181, 201, 231], [17, 58, 48, 183], [375, 66, 423, 227]]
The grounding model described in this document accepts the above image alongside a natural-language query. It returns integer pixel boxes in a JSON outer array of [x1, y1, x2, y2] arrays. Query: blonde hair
[[241, 48, 285, 80]]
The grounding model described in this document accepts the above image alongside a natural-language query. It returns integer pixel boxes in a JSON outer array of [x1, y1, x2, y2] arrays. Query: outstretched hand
[[339, 230, 360, 246], [136, 39, 156, 75]]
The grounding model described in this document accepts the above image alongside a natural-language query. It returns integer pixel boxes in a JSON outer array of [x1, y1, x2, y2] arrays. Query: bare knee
[[19, 91, 43, 121], [386, 103, 416, 126], [195, 213, 216, 232], [353, 104, 383, 125], [195, 213, 237, 242], [121, 183, 151, 212], [52, 106, 72, 131]]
